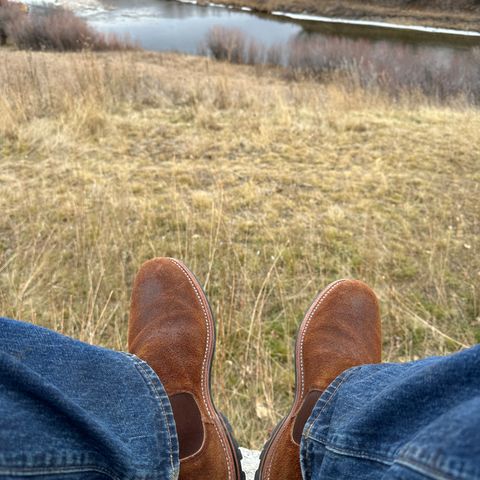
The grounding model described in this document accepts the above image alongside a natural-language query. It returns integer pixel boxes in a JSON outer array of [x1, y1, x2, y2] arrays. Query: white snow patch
[[25, 0, 109, 15], [271, 10, 480, 37], [240, 448, 261, 480]]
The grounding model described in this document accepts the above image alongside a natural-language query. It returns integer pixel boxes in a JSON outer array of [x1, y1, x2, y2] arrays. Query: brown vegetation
[[0, 2, 134, 51], [203, 27, 480, 104], [0, 0, 25, 45]]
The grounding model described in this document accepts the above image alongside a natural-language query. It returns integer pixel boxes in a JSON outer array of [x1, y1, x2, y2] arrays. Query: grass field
[[1, 50, 479, 447]]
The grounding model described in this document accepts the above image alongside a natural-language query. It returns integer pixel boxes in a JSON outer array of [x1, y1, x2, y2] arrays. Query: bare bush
[[1, 3, 134, 51], [0, 1, 26, 45], [266, 44, 283, 65], [205, 26, 248, 63], [246, 39, 264, 65], [285, 36, 480, 101], [203, 27, 480, 104]]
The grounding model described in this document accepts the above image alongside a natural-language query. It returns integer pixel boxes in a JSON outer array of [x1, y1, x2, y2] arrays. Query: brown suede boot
[[128, 257, 245, 480], [255, 279, 382, 480]]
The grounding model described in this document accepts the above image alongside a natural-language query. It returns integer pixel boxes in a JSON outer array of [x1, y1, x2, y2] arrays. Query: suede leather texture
[[180, 423, 235, 480], [128, 257, 240, 480], [259, 279, 382, 480]]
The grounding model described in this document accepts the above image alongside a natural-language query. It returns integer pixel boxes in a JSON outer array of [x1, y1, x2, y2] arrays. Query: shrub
[[246, 39, 264, 65], [266, 44, 283, 65], [203, 26, 480, 104], [0, 1, 26, 45], [205, 26, 248, 63], [2, 3, 134, 51]]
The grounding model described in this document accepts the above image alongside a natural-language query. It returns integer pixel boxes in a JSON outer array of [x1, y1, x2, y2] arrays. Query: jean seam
[[303, 367, 359, 439], [398, 442, 480, 480], [304, 434, 394, 466], [123, 353, 178, 480], [395, 458, 460, 480], [300, 435, 314, 480], [299, 436, 471, 480], [0, 465, 119, 478]]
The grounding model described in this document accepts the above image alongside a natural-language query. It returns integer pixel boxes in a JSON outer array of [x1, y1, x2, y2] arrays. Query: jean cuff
[[122, 353, 180, 480], [303, 366, 361, 442]]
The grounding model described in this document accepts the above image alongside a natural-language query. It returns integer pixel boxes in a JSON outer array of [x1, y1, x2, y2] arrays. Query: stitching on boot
[[299, 280, 347, 398], [265, 279, 347, 480], [168, 259, 233, 480]]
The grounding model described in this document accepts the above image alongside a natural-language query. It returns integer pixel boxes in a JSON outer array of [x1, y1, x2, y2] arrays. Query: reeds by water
[[203, 26, 480, 103]]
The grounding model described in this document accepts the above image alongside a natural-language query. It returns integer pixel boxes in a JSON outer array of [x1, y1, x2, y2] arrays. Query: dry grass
[[0, 50, 479, 447]]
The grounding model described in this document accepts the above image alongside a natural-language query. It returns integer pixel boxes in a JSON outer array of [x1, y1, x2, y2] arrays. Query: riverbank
[[1, 50, 479, 447], [194, 0, 480, 32]]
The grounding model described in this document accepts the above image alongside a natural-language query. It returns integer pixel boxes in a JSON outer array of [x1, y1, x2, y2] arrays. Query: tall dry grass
[[0, 50, 479, 446]]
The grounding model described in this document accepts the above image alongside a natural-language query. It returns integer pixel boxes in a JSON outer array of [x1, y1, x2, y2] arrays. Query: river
[[26, 0, 480, 57]]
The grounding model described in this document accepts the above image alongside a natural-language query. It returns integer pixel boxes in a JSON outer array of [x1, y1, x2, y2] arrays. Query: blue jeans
[[301, 346, 480, 479], [0, 318, 179, 480], [0, 317, 479, 480]]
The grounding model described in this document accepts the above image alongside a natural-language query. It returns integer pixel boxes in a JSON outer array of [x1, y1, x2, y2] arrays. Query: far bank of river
[[190, 0, 480, 33]]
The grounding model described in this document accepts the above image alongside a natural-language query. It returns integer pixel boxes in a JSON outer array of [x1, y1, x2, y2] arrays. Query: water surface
[[26, 0, 480, 55]]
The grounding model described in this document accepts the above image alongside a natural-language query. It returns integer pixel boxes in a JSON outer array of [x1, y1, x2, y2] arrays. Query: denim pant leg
[[0, 317, 179, 480], [301, 345, 480, 480]]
